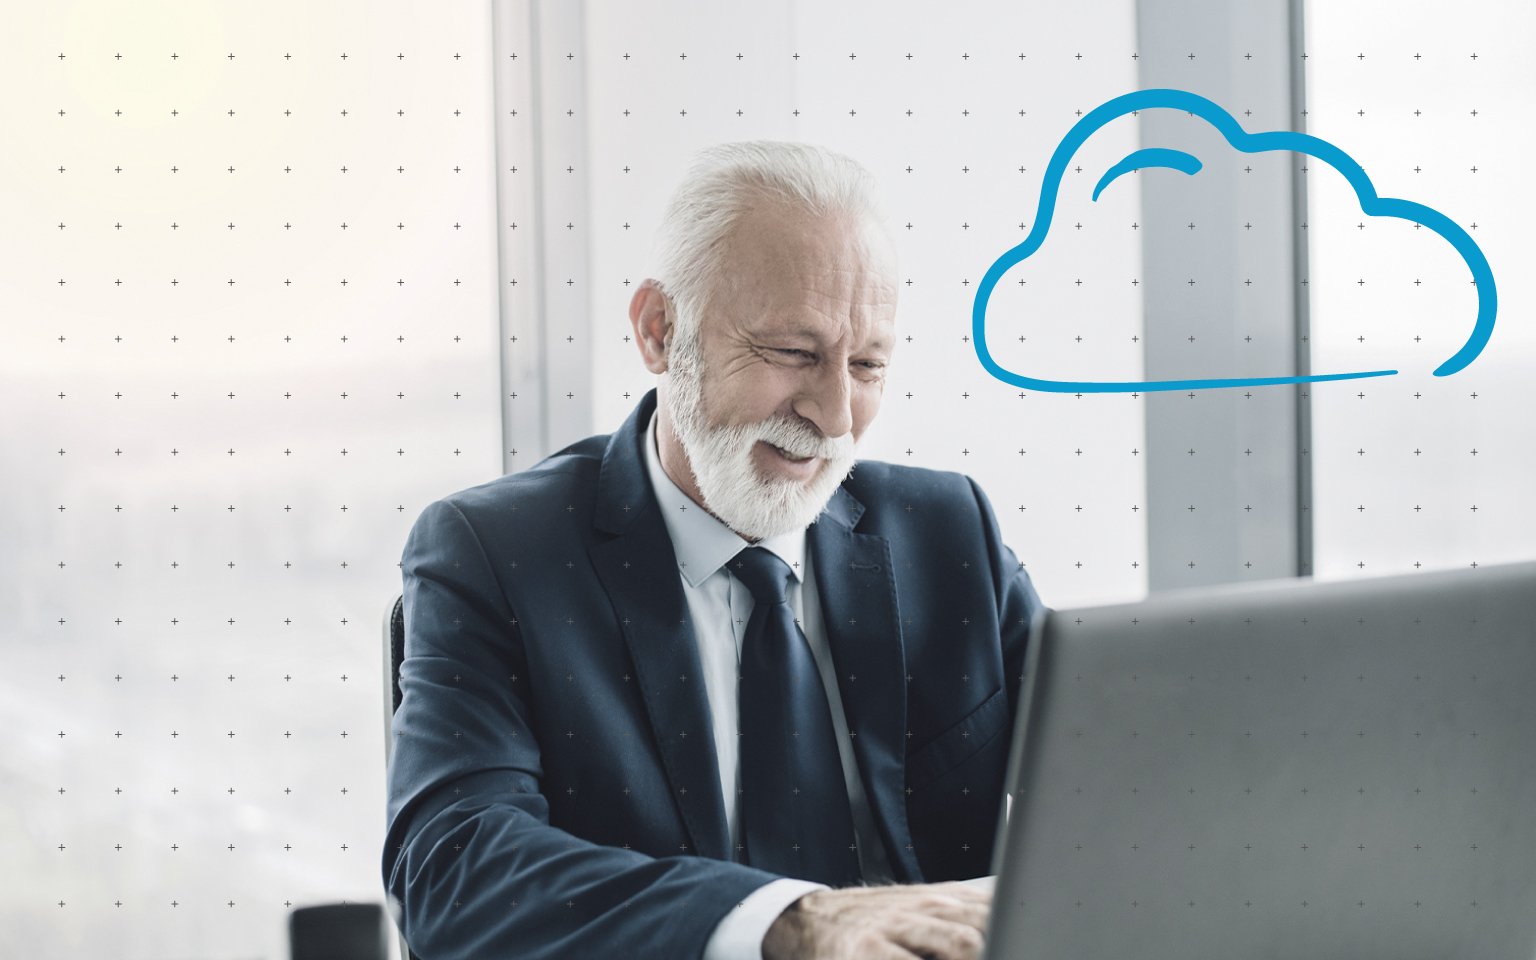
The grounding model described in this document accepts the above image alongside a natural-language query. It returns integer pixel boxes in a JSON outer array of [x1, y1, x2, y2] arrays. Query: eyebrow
[[770, 327, 890, 352]]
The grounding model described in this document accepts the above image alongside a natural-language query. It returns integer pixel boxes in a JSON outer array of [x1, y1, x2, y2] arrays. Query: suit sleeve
[[382, 499, 781, 960], [965, 477, 1048, 717]]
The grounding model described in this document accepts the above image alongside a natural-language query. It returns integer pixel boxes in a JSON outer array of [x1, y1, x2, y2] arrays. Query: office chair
[[290, 902, 391, 960], [384, 594, 406, 736], [383, 594, 415, 960]]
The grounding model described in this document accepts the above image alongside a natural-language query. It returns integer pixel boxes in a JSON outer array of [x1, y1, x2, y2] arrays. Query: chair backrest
[[383, 595, 405, 768], [387, 594, 405, 713], [290, 902, 389, 960]]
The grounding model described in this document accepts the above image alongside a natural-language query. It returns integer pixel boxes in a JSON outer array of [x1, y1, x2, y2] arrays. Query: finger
[[888, 917, 986, 960], [910, 890, 992, 927], [927, 881, 994, 904], [936, 879, 994, 894], [868, 887, 990, 930], [883, 889, 989, 930], [919, 899, 990, 933], [830, 925, 930, 960]]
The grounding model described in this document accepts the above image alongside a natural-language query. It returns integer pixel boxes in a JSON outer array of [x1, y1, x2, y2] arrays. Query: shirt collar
[[643, 409, 806, 589]]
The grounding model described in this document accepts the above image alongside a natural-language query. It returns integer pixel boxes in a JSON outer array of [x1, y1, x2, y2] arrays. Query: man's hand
[[762, 881, 992, 960]]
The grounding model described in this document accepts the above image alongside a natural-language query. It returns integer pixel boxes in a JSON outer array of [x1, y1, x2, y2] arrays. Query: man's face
[[662, 200, 899, 540]]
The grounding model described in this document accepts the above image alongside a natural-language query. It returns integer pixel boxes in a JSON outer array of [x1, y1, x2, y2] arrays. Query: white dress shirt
[[640, 412, 894, 959]]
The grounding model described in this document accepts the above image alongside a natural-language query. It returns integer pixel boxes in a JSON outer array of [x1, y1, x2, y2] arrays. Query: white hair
[[651, 141, 885, 538], [650, 140, 890, 340]]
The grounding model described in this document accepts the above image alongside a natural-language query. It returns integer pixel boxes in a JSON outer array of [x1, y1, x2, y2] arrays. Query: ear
[[629, 279, 672, 375]]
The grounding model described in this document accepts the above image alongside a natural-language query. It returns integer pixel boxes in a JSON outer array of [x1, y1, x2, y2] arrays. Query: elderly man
[[384, 141, 1044, 959]]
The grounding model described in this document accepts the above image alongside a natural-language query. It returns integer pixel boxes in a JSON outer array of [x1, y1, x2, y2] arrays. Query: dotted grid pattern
[[7, 1, 1531, 957], [2, 4, 498, 959], [1305, 1, 1535, 577], [565, 1, 1150, 611], [551, 0, 1536, 600]]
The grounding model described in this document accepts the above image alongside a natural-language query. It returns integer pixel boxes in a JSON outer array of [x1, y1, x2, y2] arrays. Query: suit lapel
[[587, 392, 920, 875], [808, 488, 922, 882], [588, 392, 731, 862]]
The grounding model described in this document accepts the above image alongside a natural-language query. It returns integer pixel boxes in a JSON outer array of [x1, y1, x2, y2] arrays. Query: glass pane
[[1, 6, 501, 957], [1303, 1, 1535, 578], [563, 2, 1148, 608]]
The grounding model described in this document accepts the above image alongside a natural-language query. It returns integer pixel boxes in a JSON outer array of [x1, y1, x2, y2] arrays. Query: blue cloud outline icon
[[971, 88, 1497, 392]]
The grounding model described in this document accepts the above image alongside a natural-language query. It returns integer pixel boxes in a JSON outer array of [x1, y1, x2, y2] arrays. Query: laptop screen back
[[985, 561, 1536, 960]]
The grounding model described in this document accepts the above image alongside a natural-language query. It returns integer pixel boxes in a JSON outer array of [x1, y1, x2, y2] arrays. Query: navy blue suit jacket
[[383, 390, 1044, 959]]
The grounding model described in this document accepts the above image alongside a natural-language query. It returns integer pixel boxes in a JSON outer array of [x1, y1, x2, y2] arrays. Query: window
[[1303, 2, 1533, 577], [9, 5, 500, 956]]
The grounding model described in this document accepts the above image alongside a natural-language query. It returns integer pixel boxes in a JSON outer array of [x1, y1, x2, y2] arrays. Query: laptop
[[983, 560, 1536, 959]]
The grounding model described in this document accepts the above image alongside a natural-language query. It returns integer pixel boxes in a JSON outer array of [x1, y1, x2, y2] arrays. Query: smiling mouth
[[767, 443, 814, 464]]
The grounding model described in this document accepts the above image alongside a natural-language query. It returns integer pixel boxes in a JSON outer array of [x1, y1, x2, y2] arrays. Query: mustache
[[741, 415, 856, 461]]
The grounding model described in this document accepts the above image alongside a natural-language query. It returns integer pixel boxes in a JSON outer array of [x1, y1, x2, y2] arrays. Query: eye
[[774, 348, 815, 360]]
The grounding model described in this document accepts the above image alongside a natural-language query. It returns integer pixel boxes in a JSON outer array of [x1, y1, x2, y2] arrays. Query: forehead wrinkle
[[759, 300, 891, 350], [709, 201, 897, 349]]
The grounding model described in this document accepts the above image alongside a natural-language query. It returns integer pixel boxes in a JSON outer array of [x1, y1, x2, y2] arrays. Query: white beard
[[665, 333, 857, 541]]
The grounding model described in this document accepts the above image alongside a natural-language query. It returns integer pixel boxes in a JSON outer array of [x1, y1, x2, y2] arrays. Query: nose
[[793, 361, 855, 440]]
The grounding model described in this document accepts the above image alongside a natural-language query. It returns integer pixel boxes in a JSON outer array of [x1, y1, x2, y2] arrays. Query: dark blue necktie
[[731, 546, 861, 886]]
